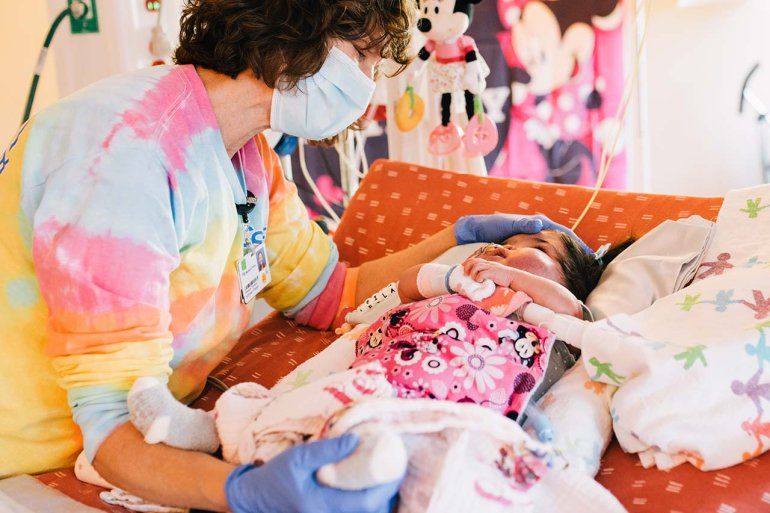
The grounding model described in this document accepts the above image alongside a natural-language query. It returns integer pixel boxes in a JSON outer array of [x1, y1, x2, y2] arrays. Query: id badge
[[236, 242, 271, 304]]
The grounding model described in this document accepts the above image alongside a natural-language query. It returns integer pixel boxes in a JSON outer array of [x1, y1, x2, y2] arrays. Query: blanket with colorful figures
[[574, 185, 770, 471]]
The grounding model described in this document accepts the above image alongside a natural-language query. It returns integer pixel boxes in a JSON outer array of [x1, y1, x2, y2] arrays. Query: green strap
[[473, 95, 484, 123], [406, 85, 415, 111]]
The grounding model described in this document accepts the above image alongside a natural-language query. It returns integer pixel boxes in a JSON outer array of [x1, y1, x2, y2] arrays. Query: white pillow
[[586, 216, 714, 319]]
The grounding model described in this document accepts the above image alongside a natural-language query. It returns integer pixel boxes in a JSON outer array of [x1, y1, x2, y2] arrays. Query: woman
[[0, 1, 587, 511]]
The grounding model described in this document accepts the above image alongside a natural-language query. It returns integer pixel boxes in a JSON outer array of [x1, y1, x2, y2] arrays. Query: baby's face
[[469, 231, 567, 286]]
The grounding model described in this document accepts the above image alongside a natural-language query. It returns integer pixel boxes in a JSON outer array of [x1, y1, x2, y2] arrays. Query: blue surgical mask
[[270, 47, 376, 140]]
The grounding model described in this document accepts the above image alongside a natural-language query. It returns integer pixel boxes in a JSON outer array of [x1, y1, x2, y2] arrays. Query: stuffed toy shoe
[[428, 123, 463, 155]]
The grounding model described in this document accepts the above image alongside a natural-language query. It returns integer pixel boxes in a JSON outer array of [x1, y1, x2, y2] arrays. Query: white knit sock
[[128, 377, 219, 453]]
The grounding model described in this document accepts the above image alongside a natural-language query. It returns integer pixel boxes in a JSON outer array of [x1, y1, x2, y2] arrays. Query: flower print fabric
[[353, 291, 554, 420]]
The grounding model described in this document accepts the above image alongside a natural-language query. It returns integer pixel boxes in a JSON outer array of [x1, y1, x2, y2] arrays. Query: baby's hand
[[448, 265, 495, 301], [463, 258, 581, 317], [462, 258, 518, 288]]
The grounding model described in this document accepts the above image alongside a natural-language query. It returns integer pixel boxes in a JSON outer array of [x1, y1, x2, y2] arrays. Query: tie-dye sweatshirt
[[0, 65, 355, 476]]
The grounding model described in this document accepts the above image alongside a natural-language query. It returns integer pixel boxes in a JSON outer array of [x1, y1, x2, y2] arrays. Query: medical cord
[[22, 3, 88, 124], [570, 0, 652, 232], [299, 139, 342, 224], [335, 131, 369, 207]]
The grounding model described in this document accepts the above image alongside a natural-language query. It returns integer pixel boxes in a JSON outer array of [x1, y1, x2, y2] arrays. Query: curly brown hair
[[175, 0, 414, 88]]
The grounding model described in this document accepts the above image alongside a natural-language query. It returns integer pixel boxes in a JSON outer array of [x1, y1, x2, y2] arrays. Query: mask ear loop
[[571, 0, 652, 232]]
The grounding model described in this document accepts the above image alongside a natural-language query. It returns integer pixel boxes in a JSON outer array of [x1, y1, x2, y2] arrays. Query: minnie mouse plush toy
[[405, 0, 498, 157]]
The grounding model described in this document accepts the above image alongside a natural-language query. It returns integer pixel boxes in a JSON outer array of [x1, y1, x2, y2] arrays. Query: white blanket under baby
[[75, 349, 625, 513], [213, 364, 625, 513], [525, 184, 770, 471]]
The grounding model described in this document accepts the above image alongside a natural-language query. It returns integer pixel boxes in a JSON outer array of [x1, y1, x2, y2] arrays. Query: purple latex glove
[[226, 434, 402, 513], [454, 214, 593, 254]]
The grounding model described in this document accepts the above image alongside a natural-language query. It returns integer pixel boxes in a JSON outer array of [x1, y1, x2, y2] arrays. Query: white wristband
[[416, 263, 453, 298]]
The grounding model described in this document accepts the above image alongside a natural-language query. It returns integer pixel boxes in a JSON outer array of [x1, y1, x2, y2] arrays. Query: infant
[[114, 232, 630, 472], [75, 231, 631, 511], [353, 230, 618, 420], [122, 230, 628, 445]]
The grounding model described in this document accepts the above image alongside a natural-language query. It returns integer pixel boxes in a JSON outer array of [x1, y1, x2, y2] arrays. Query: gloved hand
[[226, 434, 402, 513], [454, 214, 593, 254]]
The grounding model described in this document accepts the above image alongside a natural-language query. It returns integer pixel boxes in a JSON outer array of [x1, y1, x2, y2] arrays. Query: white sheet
[[533, 215, 716, 476], [525, 185, 770, 471]]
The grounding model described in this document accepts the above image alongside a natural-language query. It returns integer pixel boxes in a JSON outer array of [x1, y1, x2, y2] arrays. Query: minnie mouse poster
[[492, 0, 627, 187]]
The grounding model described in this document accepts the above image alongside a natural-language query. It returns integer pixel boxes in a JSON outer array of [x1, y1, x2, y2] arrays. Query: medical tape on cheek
[[416, 263, 453, 298]]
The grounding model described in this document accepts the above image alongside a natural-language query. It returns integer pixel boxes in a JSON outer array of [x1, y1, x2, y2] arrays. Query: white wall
[[0, 1, 185, 145], [0, 2, 60, 143], [6, 0, 768, 198], [641, 0, 770, 196], [47, 0, 184, 98]]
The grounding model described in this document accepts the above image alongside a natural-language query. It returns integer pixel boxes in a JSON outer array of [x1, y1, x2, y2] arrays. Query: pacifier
[[395, 86, 425, 132], [463, 95, 499, 157]]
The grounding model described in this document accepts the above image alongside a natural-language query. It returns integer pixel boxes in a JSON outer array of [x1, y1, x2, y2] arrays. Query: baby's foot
[[128, 377, 219, 453]]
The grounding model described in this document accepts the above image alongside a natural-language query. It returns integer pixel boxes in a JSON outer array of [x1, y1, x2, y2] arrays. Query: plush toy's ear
[[562, 22, 595, 73], [592, 0, 623, 31], [497, 0, 526, 30]]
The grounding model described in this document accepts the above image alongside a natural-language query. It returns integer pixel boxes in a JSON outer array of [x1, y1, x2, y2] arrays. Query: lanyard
[[231, 147, 271, 303], [236, 191, 257, 224], [233, 148, 257, 242]]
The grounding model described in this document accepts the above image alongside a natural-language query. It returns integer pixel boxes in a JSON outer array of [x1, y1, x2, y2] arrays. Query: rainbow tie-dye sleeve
[[8, 65, 219, 463], [254, 136, 355, 327], [1, 64, 355, 473], [32, 134, 181, 460]]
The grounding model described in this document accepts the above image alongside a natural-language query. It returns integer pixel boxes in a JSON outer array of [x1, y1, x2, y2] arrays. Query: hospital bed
[[32, 160, 769, 512]]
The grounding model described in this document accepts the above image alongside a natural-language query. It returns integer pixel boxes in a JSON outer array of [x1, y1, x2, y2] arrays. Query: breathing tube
[[22, 1, 89, 124]]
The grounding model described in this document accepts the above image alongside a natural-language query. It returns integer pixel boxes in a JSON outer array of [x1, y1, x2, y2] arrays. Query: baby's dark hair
[[555, 235, 636, 302]]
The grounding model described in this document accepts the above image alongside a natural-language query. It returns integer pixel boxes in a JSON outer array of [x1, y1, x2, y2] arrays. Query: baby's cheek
[[505, 253, 549, 275]]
